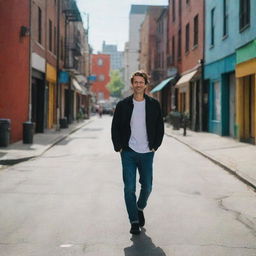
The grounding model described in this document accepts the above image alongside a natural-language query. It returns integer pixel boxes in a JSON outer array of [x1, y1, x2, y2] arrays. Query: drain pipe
[[28, 0, 32, 122]]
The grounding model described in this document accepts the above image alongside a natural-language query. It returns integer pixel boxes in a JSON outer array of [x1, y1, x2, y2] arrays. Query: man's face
[[131, 75, 147, 94]]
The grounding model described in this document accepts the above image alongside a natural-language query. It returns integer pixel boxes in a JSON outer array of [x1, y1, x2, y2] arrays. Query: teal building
[[204, 0, 256, 137]]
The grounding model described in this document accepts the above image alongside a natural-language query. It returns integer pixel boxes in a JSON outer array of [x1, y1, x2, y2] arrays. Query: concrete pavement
[[1, 115, 256, 256], [165, 124, 256, 190], [0, 117, 95, 166], [1, 117, 256, 191]]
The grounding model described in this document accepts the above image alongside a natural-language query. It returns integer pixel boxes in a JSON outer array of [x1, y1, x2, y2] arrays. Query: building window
[[178, 29, 181, 60], [213, 81, 221, 121], [38, 7, 42, 44], [97, 58, 103, 66], [186, 0, 190, 4], [239, 0, 250, 31], [172, 0, 176, 22], [60, 37, 64, 61], [98, 74, 105, 81], [179, 0, 182, 18], [211, 8, 215, 47], [185, 23, 190, 53], [54, 26, 57, 55], [49, 19, 52, 52], [172, 36, 175, 64], [193, 15, 199, 46], [223, 0, 228, 37]]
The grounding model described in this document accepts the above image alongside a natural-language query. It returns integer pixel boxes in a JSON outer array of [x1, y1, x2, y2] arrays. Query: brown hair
[[130, 70, 149, 85]]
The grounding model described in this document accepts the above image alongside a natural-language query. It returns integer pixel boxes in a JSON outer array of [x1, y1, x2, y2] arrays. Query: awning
[[150, 76, 175, 93], [75, 75, 87, 86], [175, 70, 198, 89], [72, 79, 83, 94]]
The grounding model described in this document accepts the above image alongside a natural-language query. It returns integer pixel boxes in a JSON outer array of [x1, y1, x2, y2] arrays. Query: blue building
[[204, 0, 256, 138]]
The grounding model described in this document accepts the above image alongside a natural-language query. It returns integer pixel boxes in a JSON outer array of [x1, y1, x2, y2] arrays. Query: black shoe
[[130, 223, 141, 235], [138, 210, 145, 227]]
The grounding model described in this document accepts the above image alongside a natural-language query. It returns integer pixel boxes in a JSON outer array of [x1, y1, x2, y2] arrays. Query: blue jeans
[[120, 148, 155, 223]]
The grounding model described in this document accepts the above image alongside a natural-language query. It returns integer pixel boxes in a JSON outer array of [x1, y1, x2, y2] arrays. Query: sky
[[76, 0, 168, 53]]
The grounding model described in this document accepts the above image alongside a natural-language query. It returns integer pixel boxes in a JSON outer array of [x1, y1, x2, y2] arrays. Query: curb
[[165, 131, 256, 192], [0, 119, 94, 166]]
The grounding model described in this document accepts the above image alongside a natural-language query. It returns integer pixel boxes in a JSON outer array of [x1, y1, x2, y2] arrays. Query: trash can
[[23, 122, 34, 144], [0, 119, 11, 147], [170, 112, 181, 130], [59, 118, 68, 128]]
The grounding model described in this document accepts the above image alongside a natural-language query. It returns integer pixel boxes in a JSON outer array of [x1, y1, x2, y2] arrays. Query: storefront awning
[[175, 70, 198, 89], [72, 79, 83, 94], [75, 75, 87, 86], [150, 76, 175, 93]]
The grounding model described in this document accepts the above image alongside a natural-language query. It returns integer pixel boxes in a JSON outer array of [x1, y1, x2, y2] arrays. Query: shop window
[[213, 81, 221, 121]]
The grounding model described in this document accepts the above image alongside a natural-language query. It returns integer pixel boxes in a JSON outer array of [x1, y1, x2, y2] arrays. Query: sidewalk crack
[[217, 196, 256, 237]]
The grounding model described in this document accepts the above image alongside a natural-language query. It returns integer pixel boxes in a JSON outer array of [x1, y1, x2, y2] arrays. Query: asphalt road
[[0, 115, 256, 256]]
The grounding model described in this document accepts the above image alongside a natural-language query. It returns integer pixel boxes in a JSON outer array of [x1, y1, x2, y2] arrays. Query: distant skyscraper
[[123, 5, 148, 96], [102, 41, 123, 71]]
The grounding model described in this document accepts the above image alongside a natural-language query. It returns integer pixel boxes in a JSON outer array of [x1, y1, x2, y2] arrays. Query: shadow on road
[[124, 228, 167, 256]]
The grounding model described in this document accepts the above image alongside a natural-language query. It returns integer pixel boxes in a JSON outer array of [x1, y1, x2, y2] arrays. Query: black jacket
[[111, 94, 164, 152]]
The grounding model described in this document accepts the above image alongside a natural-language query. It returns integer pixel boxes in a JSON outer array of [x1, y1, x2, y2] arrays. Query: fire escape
[[63, 0, 82, 73]]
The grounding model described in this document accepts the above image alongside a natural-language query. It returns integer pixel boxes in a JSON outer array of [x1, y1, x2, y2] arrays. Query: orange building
[[91, 54, 111, 100]]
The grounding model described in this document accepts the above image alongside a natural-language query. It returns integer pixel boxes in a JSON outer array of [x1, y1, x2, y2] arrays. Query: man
[[111, 70, 164, 235]]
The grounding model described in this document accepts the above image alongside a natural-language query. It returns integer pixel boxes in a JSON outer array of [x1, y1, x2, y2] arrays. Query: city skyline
[[76, 0, 168, 53]]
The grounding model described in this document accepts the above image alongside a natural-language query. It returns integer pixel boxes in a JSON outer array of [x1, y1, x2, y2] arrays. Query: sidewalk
[[165, 124, 256, 190], [0, 117, 95, 167]]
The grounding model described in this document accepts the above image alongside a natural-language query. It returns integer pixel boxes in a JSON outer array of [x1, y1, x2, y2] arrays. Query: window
[[38, 7, 42, 44], [179, 0, 182, 18], [98, 74, 105, 81], [61, 37, 64, 61], [54, 26, 57, 55], [172, 0, 176, 22], [223, 0, 228, 36], [211, 8, 215, 46], [186, 0, 190, 4], [49, 19, 52, 52], [97, 58, 103, 66], [185, 23, 190, 52], [178, 29, 181, 60], [239, 0, 250, 30], [194, 15, 199, 46], [213, 81, 221, 121], [172, 36, 175, 64]]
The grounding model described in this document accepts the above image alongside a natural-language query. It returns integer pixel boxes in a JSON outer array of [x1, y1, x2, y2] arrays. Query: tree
[[107, 70, 125, 97]]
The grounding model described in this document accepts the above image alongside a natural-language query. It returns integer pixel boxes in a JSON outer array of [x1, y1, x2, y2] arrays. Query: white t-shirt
[[128, 99, 150, 153]]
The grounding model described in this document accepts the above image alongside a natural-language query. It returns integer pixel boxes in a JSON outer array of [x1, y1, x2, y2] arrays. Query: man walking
[[111, 70, 164, 235]]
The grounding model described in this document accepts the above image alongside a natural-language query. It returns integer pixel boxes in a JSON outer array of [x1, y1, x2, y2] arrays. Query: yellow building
[[46, 64, 56, 129], [235, 41, 256, 144]]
